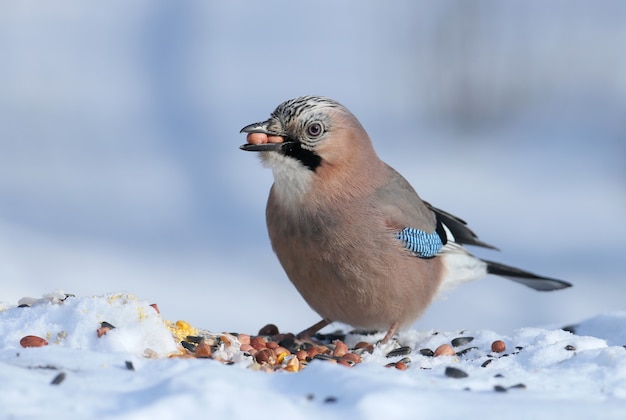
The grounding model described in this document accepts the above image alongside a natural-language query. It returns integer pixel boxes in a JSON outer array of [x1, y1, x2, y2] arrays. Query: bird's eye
[[306, 122, 324, 138]]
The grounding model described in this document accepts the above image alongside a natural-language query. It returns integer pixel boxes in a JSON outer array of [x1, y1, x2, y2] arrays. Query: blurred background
[[1, 0, 624, 335]]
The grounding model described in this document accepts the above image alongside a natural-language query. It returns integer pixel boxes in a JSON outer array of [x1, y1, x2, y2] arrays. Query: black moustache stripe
[[282, 142, 322, 171]]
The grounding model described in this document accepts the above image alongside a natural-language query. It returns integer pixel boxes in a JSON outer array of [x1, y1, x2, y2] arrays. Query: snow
[[1, 2, 625, 418], [2, 292, 626, 419]]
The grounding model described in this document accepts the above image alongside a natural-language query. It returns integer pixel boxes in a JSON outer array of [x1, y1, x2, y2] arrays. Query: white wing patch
[[440, 221, 455, 244], [435, 243, 488, 297]]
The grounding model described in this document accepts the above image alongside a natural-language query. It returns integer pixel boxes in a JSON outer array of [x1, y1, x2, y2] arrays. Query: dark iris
[[306, 122, 323, 138]]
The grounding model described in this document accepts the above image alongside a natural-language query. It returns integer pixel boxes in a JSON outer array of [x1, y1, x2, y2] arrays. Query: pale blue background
[[1, 1, 624, 335]]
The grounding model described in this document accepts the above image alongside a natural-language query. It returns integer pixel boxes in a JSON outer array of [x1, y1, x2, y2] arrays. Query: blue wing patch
[[396, 227, 443, 258]]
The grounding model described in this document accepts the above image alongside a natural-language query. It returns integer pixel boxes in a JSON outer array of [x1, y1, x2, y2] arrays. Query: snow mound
[[0, 291, 179, 357]]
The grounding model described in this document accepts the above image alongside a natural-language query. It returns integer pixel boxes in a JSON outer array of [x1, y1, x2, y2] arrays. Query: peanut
[[434, 344, 455, 357], [20, 335, 48, 348]]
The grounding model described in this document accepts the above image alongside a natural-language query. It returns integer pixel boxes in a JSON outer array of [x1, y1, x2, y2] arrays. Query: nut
[[247, 132, 269, 145], [255, 348, 276, 365], [267, 135, 283, 144], [295, 350, 309, 361], [96, 326, 112, 337], [340, 352, 362, 364], [20, 335, 48, 348], [354, 341, 374, 354], [491, 340, 506, 353], [307, 346, 320, 359], [250, 336, 267, 350], [434, 344, 455, 357], [395, 361, 408, 370], [332, 340, 348, 358], [240, 344, 254, 353], [195, 342, 212, 358], [316, 345, 331, 355], [237, 334, 251, 345], [337, 359, 353, 368]]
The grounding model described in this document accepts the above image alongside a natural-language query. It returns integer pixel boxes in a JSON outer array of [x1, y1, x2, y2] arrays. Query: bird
[[239, 95, 571, 343]]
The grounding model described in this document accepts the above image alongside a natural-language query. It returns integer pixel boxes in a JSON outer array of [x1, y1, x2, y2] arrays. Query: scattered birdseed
[[451, 337, 474, 347], [491, 340, 506, 353], [119, 305, 524, 377], [561, 325, 577, 334], [181, 341, 196, 352], [313, 354, 335, 361], [456, 347, 478, 357], [386, 346, 412, 358], [50, 372, 66, 385], [444, 366, 468, 378], [258, 324, 279, 336], [19, 336, 48, 348], [434, 344, 455, 357], [394, 361, 408, 370], [279, 337, 297, 352]]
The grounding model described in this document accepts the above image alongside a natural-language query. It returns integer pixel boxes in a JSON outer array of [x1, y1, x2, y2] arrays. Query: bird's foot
[[378, 322, 399, 345], [296, 319, 331, 342]]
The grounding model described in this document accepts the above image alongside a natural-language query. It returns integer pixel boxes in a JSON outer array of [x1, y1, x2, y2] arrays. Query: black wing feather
[[485, 260, 572, 291], [425, 202, 499, 250], [424, 203, 572, 291]]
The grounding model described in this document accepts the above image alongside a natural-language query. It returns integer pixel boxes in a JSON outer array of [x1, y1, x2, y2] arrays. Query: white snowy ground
[[1, 292, 626, 419]]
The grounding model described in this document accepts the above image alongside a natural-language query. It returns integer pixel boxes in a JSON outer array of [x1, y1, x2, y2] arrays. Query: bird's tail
[[484, 260, 572, 291]]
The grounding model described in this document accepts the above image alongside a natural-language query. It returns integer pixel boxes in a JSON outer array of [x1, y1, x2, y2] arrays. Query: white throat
[[260, 152, 313, 204]]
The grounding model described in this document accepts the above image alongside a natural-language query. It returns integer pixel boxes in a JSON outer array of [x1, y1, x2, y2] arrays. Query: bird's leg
[[380, 322, 399, 344], [296, 319, 331, 341]]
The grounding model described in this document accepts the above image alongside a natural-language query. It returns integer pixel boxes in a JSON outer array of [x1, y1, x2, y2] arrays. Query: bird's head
[[240, 96, 381, 203], [240, 96, 373, 172]]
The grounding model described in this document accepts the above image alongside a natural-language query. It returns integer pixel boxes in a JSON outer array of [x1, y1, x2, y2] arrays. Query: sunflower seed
[[444, 366, 468, 378]]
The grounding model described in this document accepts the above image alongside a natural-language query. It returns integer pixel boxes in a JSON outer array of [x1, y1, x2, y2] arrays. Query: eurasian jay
[[240, 96, 570, 343]]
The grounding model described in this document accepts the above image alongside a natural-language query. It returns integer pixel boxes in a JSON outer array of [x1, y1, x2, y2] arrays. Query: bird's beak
[[240, 121, 271, 134], [239, 142, 284, 152], [239, 120, 286, 152]]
